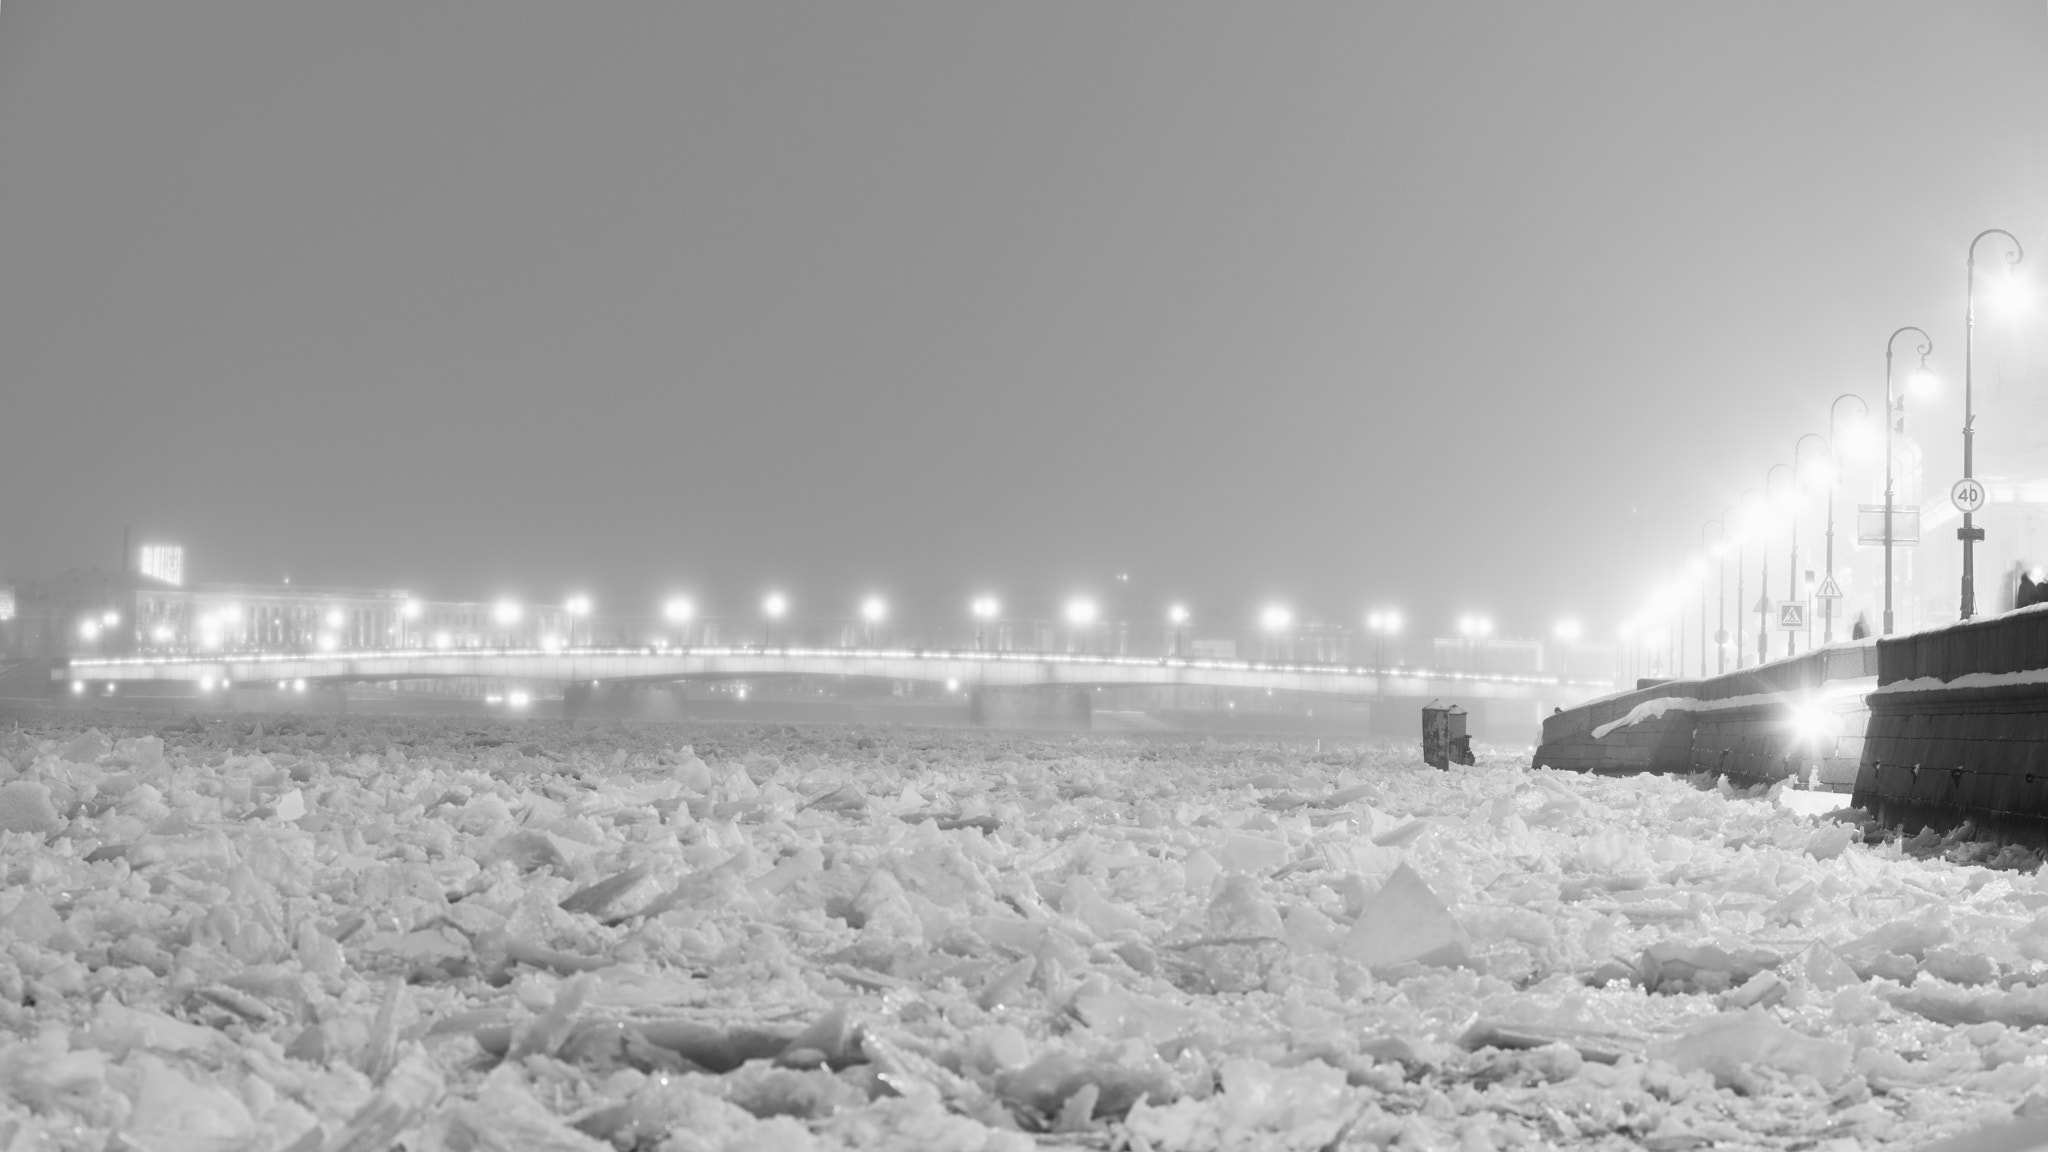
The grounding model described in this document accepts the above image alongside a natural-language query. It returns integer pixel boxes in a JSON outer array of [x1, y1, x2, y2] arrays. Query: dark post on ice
[[1421, 700, 1475, 769]]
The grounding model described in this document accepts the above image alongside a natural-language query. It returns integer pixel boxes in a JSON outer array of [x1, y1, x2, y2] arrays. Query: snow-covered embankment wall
[[1533, 642, 1879, 791]]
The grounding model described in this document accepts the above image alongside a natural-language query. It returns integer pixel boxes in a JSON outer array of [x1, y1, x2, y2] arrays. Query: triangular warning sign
[[1816, 575, 1843, 599], [1753, 594, 1773, 613]]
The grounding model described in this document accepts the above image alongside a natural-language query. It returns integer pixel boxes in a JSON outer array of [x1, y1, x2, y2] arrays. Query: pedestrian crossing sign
[[1777, 601, 1808, 630], [1815, 575, 1843, 600]]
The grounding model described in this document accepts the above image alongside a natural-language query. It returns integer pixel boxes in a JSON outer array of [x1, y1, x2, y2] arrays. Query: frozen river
[[1, 715, 2045, 1150]]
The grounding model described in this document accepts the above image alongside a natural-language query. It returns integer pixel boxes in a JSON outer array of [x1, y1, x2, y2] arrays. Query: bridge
[[56, 645, 1615, 708]]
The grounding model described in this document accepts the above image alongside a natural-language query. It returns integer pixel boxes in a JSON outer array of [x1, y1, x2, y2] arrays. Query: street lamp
[[1366, 609, 1401, 669], [1883, 325, 1935, 635], [565, 594, 592, 647], [1962, 229, 2024, 620], [1822, 393, 1870, 643], [1701, 518, 1728, 676], [1259, 604, 1293, 663], [1064, 597, 1098, 652], [1760, 464, 1796, 664], [971, 595, 999, 651], [1457, 613, 1493, 674], [1788, 433, 1829, 656], [1678, 548, 1705, 675], [1167, 603, 1189, 658], [1729, 488, 1759, 670], [861, 596, 886, 647], [763, 591, 788, 647]]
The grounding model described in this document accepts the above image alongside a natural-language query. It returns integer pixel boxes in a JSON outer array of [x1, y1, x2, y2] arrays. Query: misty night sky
[[2, 3, 2045, 638]]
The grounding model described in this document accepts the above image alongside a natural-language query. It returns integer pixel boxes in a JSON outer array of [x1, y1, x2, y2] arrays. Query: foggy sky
[[2, 3, 2045, 638]]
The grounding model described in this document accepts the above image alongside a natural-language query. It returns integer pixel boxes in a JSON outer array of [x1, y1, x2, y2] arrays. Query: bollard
[[1422, 700, 1475, 770]]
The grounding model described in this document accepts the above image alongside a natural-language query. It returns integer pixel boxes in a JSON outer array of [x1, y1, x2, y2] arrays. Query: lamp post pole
[[1962, 229, 2024, 620], [1884, 326, 1934, 635], [1733, 488, 1756, 670], [1823, 393, 1869, 643], [1680, 545, 1702, 677], [1701, 518, 1725, 677], [1763, 464, 1795, 663], [1791, 434, 1827, 656]]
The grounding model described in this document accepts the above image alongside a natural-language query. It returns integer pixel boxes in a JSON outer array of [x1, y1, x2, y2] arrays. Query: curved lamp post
[[1732, 488, 1759, 669], [1883, 326, 1935, 635], [1823, 393, 1869, 643], [1961, 229, 2024, 619], [1701, 517, 1726, 676], [1762, 463, 1795, 663], [1680, 544, 1704, 676], [1790, 433, 1828, 656]]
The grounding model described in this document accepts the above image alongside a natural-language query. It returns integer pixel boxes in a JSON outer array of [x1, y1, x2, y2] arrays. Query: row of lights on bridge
[[86, 593, 1593, 649]]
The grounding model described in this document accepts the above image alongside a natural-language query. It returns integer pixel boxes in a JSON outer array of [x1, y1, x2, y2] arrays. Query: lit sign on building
[[0, 587, 13, 622], [139, 544, 184, 586]]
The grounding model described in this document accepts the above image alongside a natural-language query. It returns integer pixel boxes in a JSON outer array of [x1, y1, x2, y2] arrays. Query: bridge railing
[[59, 643, 1618, 693]]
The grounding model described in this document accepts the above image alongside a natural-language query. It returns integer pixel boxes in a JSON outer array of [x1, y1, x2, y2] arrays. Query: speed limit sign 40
[[1953, 478, 1986, 514]]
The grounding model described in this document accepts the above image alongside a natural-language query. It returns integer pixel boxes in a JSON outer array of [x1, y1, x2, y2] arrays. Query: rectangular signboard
[[1857, 504, 1919, 546], [0, 586, 12, 622]]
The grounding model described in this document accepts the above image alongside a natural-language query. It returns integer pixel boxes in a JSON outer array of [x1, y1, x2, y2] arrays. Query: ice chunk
[[1637, 942, 1783, 995], [1339, 863, 1470, 971], [1123, 1058, 1358, 1152], [1206, 874, 1284, 940], [1216, 832, 1289, 874], [1653, 1009, 1851, 1091], [443, 1072, 614, 1150], [998, 1049, 1174, 1122], [124, 1053, 255, 1148], [0, 780, 60, 834], [1803, 822, 1856, 860], [1062, 874, 1147, 938], [1797, 943, 1862, 993], [0, 890, 63, 946]]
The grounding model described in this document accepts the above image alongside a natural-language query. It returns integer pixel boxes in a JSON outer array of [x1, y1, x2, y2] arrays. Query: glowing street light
[[861, 595, 886, 646], [1064, 597, 1098, 652], [1882, 326, 1935, 635], [1167, 603, 1189, 658], [1822, 393, 1870, 644], [1457, 613, 1493, 675], [1962, 229, 2025, 619], [1760, 462, 1796, 662], [763, 591, 788, 647], [662, 596, 695, 647], [1784, 433, 1829, 657], [1366, 609, 1401, 668], [1259, 603, 1294, 664], [1554, 619, 1583, 643], [492, 599, 521, 628], [565, 593, 592, 647], [971, 595, 999, 650], [78, 619, 100, 641]]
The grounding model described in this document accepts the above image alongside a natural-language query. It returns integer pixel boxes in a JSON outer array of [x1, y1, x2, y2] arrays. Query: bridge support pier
[[970, 686, 1092, 730]]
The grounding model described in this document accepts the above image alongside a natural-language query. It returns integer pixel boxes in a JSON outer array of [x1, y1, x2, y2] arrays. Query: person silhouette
[[1851, 612, 1871, 641]]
